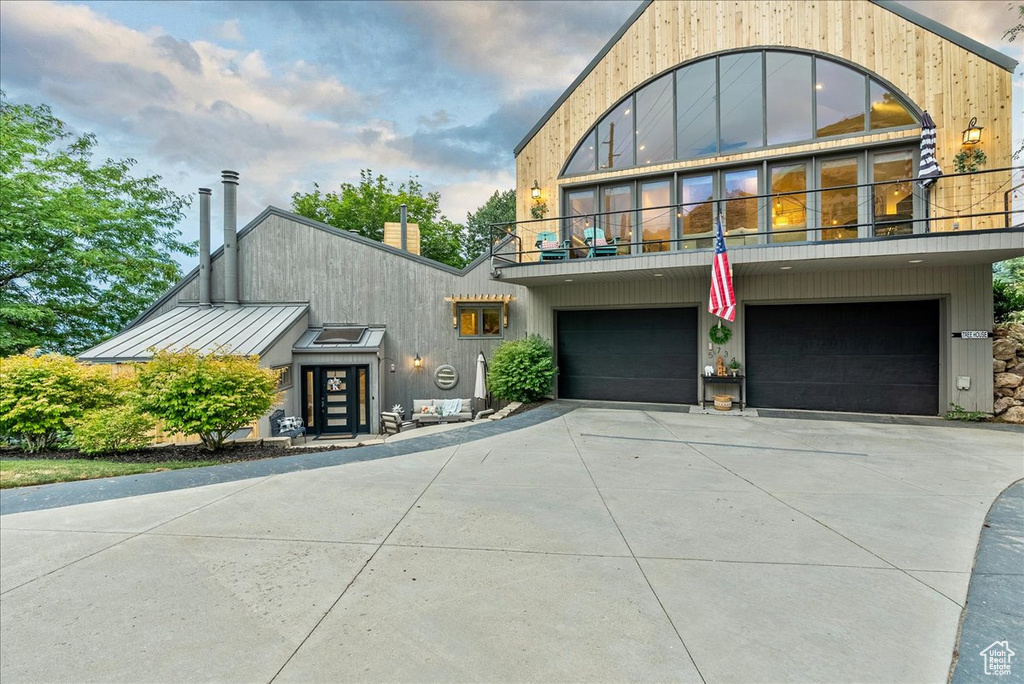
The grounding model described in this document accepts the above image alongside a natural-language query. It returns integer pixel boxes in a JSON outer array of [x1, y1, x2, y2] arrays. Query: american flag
[[708, 213, 736, 322]]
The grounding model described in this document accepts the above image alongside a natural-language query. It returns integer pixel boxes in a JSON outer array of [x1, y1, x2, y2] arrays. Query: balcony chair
[[583, 227, 620, 258], [536, 231, 570, 261]]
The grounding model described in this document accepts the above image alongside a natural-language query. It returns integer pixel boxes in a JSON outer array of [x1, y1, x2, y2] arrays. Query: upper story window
[[562, 49, 918, 177]]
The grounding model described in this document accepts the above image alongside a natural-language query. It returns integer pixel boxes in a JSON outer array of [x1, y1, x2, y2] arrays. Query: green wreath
[[709, 322, 732, 345]]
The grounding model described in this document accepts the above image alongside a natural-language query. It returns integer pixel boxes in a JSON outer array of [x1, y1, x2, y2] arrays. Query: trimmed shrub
[[135, 349, 279, 451], [0, 351, 118, 453], [72, 406, 156, 455], [487, 335, 557, 403]]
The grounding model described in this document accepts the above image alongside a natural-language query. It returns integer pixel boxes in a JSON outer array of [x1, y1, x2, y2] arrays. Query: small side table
[[700, 374, 746, 409]]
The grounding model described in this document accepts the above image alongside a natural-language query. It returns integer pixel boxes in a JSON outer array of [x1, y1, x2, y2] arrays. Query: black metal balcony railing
[[488, 166, 1024, 265]]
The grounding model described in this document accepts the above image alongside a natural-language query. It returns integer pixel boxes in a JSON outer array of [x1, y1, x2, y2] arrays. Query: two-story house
[[81, 0, 1022, 435]]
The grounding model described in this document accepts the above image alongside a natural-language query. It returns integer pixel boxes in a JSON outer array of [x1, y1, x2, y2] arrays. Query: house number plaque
[[951, 331, 992, 339]]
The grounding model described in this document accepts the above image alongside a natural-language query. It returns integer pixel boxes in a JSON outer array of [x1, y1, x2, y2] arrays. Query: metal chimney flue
[[198, 188, 212, 308], [221, 170, 240, 310], [399, 203, 408, 251]]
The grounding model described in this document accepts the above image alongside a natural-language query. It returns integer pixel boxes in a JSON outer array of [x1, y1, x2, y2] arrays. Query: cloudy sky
[[1, 0, 1021, 268]]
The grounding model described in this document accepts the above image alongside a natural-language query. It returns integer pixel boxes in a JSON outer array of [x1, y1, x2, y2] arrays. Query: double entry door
[[301, 365, 370, 436]]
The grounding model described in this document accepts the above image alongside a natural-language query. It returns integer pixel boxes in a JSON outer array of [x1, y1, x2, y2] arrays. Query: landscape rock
[[993, 397, 1021, 415], [994, 359, 1007, 373], [994, 372, 1023, 389], [1015, 385, 1024, 400], [1002, 406, 1024, 423], [993, 339, 1018, 361], [997, 387, 1016, 398], [1004, 323, 1024, 344]]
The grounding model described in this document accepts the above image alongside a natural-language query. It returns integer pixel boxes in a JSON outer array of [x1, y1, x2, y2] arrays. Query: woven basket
[[713, 394, 733, 411]]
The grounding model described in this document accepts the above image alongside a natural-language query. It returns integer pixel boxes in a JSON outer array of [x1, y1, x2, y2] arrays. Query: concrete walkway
[[951, 480, 1024, 683], [1, 408, 1021, 683]]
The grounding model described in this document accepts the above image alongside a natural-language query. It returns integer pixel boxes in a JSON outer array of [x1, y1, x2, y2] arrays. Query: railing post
[[869, 183, 876, 238]]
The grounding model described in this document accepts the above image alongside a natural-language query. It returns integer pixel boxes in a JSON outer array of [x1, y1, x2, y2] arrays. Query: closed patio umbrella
[[918, 111, 942, 188], [474, 351, 488, 409]]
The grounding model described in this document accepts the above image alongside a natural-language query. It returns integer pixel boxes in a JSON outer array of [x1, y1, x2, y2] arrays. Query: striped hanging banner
[[708, 213, 736, 322], [918, 111, 942, 188]]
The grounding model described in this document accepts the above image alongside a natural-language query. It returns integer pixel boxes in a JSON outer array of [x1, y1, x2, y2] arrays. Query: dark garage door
[[745, 300, 939, 415], [557, 308, 697, 403]]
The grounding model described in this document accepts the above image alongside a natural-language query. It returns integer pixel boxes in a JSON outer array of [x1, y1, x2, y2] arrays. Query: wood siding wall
[[516, 0, 1014, 242], [144, 214, 531, 425], [526, 264, 994, 414]]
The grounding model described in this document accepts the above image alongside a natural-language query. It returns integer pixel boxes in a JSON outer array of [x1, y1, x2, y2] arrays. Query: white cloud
[[217, 18, 243, 43]]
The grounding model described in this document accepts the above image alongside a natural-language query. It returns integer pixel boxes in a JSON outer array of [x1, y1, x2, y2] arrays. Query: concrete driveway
[[1, 408, 1021, 683]]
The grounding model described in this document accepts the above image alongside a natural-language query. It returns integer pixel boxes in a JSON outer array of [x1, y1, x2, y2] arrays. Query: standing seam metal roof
[[78, 305, 308, 362]]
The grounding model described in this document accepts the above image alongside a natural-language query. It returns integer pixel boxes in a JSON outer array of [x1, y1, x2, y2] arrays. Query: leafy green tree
[[487, 335, 557, 403], [0, 351, 119, 453], [463, 189, 516, 262], [994, 257, 1024, 323], [292, 169, 466, 268], [0, 95, 193, 355], [135, 349, 279, 451]]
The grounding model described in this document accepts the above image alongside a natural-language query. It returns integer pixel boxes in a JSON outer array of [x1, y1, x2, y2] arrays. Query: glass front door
[[302, 365, 370, 436]]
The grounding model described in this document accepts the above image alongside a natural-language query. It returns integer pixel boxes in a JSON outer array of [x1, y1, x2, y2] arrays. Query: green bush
[[72, 406, 156, 455], [135, 349, 279, 451], [487, 335, 557, 403], [0, 351, 118, 453], [994, 279, 1024, 324]]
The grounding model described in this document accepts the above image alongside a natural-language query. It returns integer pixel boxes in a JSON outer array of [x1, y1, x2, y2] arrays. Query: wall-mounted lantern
[[414, 353, 423, 370], [961, 117, 983, 145], [531, 179, 541, 201]]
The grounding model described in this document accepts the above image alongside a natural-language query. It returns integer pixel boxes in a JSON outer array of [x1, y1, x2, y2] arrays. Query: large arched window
[[562, 49, 918, 177]]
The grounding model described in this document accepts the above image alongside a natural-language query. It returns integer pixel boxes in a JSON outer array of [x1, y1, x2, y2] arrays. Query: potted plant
[[729, 358, 742, 377]]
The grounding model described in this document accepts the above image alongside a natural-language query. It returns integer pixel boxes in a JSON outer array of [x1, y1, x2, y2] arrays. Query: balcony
[[489, 166, 1024, 285]]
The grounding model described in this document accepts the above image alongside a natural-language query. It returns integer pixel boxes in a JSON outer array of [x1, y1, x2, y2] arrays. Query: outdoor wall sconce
[[531, 180, 541, 200], [962, 117, 983, 145], [414, 353, 423, 370]]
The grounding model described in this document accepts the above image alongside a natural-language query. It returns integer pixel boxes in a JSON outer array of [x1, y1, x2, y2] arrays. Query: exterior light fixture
[[780, 266, 793, 270], [390, 363, 396, 373], [908, 259, 923, 264], [962, 117, 983, 145], [414, 353, 422, 370], [531, 180, 541, 200]]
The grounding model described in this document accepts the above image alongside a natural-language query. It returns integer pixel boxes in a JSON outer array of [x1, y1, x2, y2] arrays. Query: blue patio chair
[[583, 227, 620, 258], [536, 231, 570, 261]]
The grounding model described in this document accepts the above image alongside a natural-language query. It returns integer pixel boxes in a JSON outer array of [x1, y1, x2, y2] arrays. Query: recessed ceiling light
[[908, 259, 923, 263], [780, 266, 792, 270]]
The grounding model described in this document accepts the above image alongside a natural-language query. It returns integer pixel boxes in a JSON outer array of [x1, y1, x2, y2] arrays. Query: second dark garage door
[[745, 300, 940, 415], [557, 308, 697, 403]]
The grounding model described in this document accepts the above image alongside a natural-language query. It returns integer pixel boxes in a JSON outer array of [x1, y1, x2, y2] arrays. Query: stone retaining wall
[[993, 323, 1024, 423]]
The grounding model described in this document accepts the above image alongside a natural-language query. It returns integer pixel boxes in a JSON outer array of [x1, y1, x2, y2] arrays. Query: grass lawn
[[0, 458, 219, 489]]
